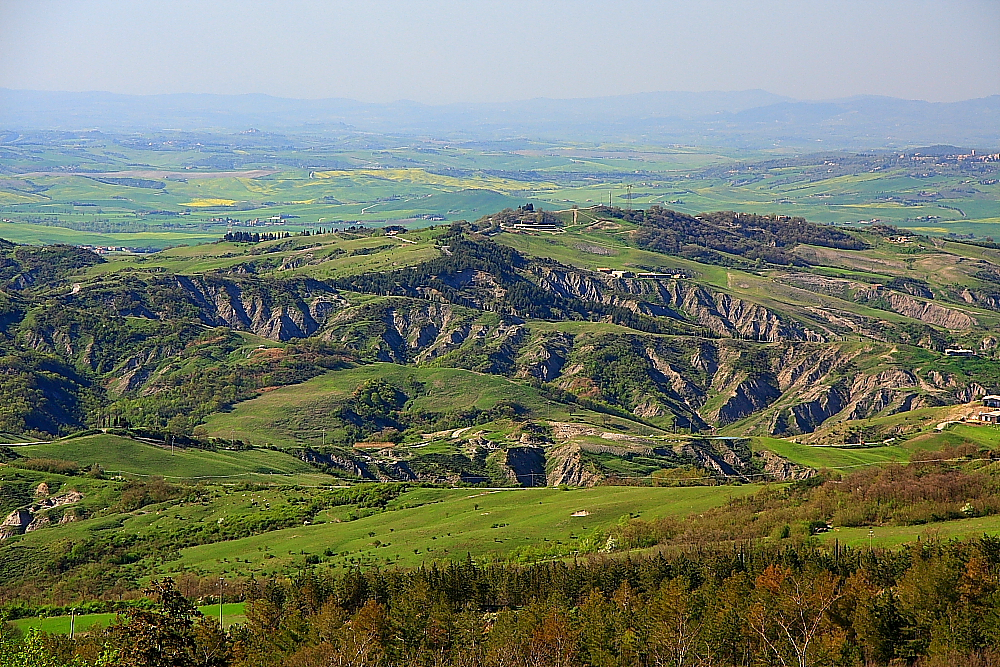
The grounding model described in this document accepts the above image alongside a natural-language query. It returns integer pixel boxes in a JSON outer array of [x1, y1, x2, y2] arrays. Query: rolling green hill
[[202, 363, 580, 448], [750, 437, 911, 469], [3, 148, 1000, 628], [5, 202, 1000, 471], [15, 434, 318, 480], [169, 485, 761, 574]]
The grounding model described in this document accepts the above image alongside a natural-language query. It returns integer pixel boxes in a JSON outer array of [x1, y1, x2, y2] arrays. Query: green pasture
[[167, 484, 763, 575], [14, 434, 320, 480], [752, 437, 911, 470], [76, 227, 444, 278], [0, 432, 40, 444], [12, 603, 247, 634], [753, 416, 1000, 472], [496, 224, 733, 289], [0, 480, 341, 564], [944, 422, 1000, 447], [818, 515, 1000, 549], [906, 422, 1000, 452], [281, 234, 441, 278], [202, 363, 582, 448], [0, 221, 217, 248]]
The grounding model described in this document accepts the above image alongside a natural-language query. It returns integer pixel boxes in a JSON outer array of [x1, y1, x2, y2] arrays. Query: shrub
[[116, 478, 187, 511], [11, 458, 79, 475]]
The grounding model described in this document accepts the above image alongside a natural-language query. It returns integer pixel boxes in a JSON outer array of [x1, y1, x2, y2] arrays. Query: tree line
[[4, 537, 999, 666], [601, 206, 868, 268], [222, 231, 292, 244]]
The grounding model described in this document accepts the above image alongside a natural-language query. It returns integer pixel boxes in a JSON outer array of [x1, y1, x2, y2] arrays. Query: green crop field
[[1, 135, 996, 248]]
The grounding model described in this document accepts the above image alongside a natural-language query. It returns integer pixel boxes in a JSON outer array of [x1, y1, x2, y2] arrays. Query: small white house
[[983, 395, 1000, 408], [979, 410, 1000, 423]]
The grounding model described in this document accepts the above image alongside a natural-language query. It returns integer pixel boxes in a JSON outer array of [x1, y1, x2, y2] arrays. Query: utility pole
[[868, 527, 874, 551], [219, 577, 225, 628], [70, 608, 76, 639]]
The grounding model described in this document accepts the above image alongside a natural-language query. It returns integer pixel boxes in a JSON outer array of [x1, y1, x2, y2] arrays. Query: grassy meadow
[[750, 437, 912, 469], [818, 514, 1000, 549], [14, 434, 320, 481], [12, 603, 246, 634], [166, 484, 762, 575], [202, 363, 605, 448]]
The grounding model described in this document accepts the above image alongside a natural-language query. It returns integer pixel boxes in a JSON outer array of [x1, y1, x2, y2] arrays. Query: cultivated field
[[1, 134, 995, 248]]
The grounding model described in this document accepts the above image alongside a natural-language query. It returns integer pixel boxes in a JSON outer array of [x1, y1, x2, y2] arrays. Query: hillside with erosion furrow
[[0, 208, 999, 482], [7, 115, 1000, 667]]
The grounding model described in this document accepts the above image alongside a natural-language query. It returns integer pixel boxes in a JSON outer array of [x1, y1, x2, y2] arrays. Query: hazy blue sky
[[1, 0, 997, 104]]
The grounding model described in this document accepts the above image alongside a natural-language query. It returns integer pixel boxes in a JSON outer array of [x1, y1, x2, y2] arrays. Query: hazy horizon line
[[4, 87, 998, 107]]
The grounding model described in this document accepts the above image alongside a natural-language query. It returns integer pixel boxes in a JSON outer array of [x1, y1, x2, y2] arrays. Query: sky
[[1, 0, 998, 104]]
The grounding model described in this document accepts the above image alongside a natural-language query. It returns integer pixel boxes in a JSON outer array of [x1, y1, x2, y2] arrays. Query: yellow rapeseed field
[[181, 198, 239, 207], [0, 192, 44, 204], [311, 168, 558, 194]]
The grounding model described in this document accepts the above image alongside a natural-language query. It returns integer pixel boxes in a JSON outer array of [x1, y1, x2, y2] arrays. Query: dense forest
[[608, 206, 869, 267], [4, 452, 1000, 665], [4, 537, 999, 667]]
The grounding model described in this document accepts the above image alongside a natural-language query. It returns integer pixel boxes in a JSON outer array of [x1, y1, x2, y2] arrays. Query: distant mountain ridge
[[0, 88, 998, 148]]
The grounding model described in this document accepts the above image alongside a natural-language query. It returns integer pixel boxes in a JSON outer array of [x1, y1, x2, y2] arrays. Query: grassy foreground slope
[[819, 514, 1000, 549], [0, 462, 764, 600], [168, 485, 761, 575]]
